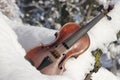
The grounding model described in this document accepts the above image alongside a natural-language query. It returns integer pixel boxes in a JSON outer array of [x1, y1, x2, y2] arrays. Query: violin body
[[25, 5, 114, 75], [25, 22, 90, 75]]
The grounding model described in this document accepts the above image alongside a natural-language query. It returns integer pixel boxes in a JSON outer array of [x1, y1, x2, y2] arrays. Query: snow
[[0, 0, 120, 80], [91, 67, 119, 80], [0, 0, 20, 20], [0, 12, 50, 80], [14, 25, 57, 51]]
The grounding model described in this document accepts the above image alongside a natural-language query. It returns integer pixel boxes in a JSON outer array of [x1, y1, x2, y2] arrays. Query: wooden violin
[[25, 5, 114, 75]]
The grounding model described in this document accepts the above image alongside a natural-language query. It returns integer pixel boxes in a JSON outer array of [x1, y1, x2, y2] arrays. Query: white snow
[[0, 0, 120, 80], [91, 67, 119, 80], [14, 25, 57, 51], [0, 0, 20, 20]]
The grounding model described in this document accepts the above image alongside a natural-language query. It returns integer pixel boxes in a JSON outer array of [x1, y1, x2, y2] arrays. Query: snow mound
[[0, 0, 120, 80]]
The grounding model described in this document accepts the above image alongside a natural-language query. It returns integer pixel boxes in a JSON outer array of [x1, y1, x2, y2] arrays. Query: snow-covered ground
[[0, 0, 120, 80]]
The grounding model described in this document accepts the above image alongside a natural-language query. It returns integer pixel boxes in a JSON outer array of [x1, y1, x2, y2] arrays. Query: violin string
[[56, 44, 67, 54]]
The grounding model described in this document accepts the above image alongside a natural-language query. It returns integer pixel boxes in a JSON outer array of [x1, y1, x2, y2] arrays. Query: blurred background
[[16, 0, 100, 29]]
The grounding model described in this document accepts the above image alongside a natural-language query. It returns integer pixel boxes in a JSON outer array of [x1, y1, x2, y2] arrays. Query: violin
[[25, 5, 114, 75]]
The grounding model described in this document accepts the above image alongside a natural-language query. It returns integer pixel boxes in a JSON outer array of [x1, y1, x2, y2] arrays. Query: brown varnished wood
[[25, 22, 90, 75], [59, 34, 90, 70], [26, 45, 65, 75], [49, 22, 80, 47], [66, 34, 90, 58]]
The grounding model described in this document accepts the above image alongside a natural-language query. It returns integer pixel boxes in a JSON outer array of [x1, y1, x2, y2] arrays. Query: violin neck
[[62, 12, 105, 48]]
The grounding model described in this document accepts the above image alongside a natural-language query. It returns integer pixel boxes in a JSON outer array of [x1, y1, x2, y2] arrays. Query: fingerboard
[[62, 12, 105, 48]]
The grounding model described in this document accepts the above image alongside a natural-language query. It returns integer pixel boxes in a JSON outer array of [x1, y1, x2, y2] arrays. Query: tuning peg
[[106, 15, 112, 20], [107, 4, 114, 12]]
